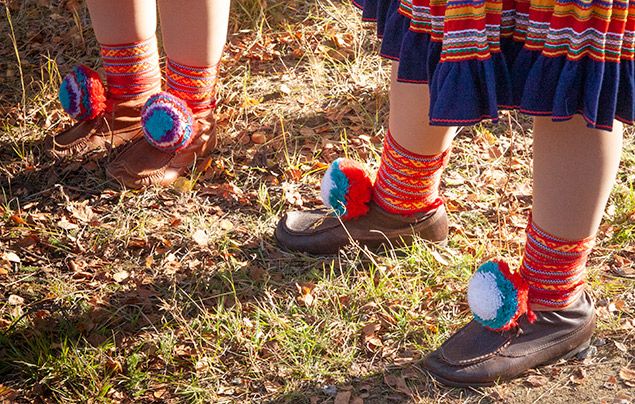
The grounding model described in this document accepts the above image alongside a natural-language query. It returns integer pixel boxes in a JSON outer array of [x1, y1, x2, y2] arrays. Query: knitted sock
[[519, 219, 595, 309], [373, 131, 450, 215], [165, 58, 219, 113], [100, 36, 161, 100]]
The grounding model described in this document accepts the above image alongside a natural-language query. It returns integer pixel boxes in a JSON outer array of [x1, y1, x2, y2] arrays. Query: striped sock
[[100, 36, 161, 100], [519, 219, 595, 309], [373, 131, 450, 215], [166, 59, 219, 113]]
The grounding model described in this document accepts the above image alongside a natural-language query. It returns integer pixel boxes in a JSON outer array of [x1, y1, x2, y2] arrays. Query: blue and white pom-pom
[[467, 261, 534, 331], [141, 92, 194, 152], [320, 158, 373, 220], [58, 65, 106, 121]]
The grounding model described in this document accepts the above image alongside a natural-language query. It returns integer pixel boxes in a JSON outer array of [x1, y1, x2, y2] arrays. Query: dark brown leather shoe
[[422, 291, 595, 387], [46, 97, 149, 159], [106, 109, 217, 189], [275, 201, 448, 254]]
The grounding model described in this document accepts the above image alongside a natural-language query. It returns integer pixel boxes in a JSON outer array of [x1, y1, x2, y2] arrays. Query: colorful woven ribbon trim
[[166, 59, 219, 112], [373, 131, 450, 215], [100, 36, 161, 100], [519, 219, 595, 308]]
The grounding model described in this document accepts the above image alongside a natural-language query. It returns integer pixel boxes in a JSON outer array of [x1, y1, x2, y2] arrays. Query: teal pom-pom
[[141, 92, 194, 152], [467, 261, 531, 331]]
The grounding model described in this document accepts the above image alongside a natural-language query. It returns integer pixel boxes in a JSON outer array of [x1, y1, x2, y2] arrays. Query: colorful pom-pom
[[320, 158, 373, 220], [59, 65, 106, 121], [141, 92, 194, 152], [467, 261, 534, 331]]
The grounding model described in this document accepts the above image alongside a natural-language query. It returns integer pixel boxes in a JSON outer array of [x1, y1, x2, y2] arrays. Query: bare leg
[[388, 62, 456, 154], [532, 117, 623, 240], [158, 0, 230, 66], [86, 0, 157, 44], [530, 116, 623, 311]]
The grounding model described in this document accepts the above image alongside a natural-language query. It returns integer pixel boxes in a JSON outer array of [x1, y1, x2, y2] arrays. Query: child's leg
[[159, 0, 230, 68], [275, 61, 455, 254], [157, 0, 230, 112], [48, 0, 160, 158], [107, 0, 231, 189], [522, 116, 623, 311], [86, 0, 161, 100], [423, 116, 623, 385], [372, 62, 457, 215], [86, 0, 157, 44], [388, 63, 455, 155]]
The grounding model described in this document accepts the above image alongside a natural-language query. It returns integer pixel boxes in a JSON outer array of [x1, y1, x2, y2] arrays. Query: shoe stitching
[[501, 311, 595, 358]]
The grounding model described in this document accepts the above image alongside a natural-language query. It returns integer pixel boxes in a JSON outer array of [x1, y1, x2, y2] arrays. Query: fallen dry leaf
[[296, 282, 316, 307], [362, 322, 383, 351], [383, 373, 411, 396], [614, 341, 628, 353], [8, 295, 24, 306], [70, 202, 95, 224], [0, 385, 18, 401], [192, 229, 209, 247], [525, 375, 548, 387], [619, 367, 635, 387], [10, 214, 27, 225], [249, 266, 267, 282], [113, 271, 130, 283], [57, 217, 79, 230], [334, 390, 352, 404], [279, 84, 291, 95], [604, 375, 618, 390], [570, 368, 587, 384], [219, 219, 234, 231], [172, 177, 194, 193]]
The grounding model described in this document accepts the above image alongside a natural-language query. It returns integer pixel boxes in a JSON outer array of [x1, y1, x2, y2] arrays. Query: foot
[[45, 97, 146, 159], [422, 291, 595, 387], [106, 109, 217, 189], [275, 201, 448, 254]]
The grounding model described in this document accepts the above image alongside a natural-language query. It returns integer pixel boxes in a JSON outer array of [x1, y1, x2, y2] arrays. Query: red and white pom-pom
[[320, 158, 373, 220]]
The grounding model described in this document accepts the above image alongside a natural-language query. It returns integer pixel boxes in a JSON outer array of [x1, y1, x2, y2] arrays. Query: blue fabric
[[430, 59, 500, 125], [352, 0, 634, 131], [472, 261, 519, 330]]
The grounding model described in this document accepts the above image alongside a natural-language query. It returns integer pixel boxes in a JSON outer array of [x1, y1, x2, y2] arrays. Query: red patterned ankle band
[[373, 131, 450, 215], [166, 59, 219, 113], [520, 219, 595, 309], [100, 36, 161, 100]]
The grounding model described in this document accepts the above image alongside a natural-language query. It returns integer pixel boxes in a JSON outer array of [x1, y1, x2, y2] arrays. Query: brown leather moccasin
[[46, 97, 148, 159], [106, 110, 217, 189], [422, 291, 595, 387], [275, 201, 448, 255]]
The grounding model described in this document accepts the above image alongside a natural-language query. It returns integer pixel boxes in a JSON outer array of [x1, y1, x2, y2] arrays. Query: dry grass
[[0, 0, 634, 402]]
